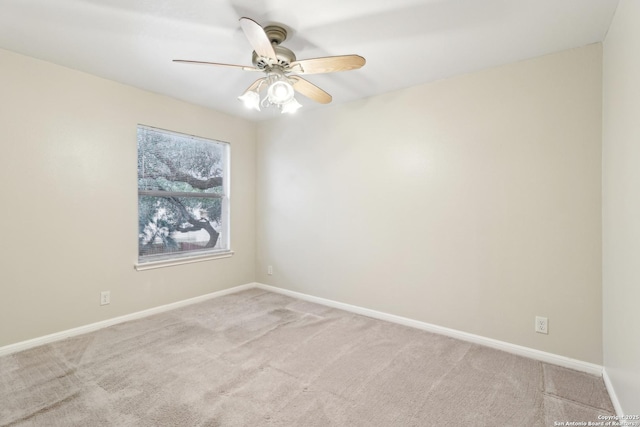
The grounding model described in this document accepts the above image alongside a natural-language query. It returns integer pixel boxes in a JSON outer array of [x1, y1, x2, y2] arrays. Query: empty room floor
[[0, 289, 614, 426]]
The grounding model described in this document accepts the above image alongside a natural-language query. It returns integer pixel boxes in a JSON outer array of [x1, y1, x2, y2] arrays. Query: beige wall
[[603, 0, 640, 414], [256, 44, 603, 363], [0, 41, 608, 369], [0, 48, 256, 347]]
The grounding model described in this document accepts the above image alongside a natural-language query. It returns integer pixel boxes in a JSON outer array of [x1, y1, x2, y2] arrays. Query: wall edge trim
[[603, 367, 625, 416], [0, 282, 256, 357], [256, 283, 604, 376], [1, 281, 607, 380]]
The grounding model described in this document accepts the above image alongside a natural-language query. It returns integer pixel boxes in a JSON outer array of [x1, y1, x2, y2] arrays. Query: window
[[137, 125, 230, 267]]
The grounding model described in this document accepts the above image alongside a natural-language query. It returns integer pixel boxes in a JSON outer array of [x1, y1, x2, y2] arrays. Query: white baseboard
[[255, 283, 604, 376], [0, 281, 605, 380], [0, 283, 255, 357], [0, 280, 623, 417], [603, 367, 624, 416]]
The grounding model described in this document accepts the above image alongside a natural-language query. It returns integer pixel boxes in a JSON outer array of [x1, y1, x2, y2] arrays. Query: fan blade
[[239, 17, 277, 60], [290, 76, 332, 104], [173, 59, 260, 71], [290, 55, 366, 75]]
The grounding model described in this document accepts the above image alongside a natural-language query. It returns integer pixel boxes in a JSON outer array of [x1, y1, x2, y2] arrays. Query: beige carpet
[[0, 289, 614, 426]]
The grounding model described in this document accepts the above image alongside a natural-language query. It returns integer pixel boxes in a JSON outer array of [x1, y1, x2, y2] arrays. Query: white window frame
[[135, 125, 232, 271]]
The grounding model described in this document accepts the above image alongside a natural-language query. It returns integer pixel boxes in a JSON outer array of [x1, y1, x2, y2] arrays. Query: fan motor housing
[[252, 45, 296, 70]]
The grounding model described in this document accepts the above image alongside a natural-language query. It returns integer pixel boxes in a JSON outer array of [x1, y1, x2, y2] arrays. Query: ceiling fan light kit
[[174, 17, 366, 115], [237, 71, 301, 113]]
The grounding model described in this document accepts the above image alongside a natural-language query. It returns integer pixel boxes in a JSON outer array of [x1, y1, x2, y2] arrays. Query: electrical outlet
[[100, 291, 111, 306], [267, 265, 273, 275], [535, 316, 548, 334]]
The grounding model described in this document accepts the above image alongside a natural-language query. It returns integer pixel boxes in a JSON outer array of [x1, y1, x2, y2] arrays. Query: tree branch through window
[[137, 125, 229, 261]]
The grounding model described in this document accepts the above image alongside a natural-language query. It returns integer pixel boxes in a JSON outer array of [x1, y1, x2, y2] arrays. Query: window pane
[[138, 196, 224, 258], [137, 125, 229, 262], [138, 126, 224, 195]]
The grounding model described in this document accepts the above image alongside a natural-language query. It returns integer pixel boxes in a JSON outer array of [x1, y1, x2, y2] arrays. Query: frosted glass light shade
[[267, 80, 295, 104], [281, 97, 302, 114], [238, 91, 260, 111]]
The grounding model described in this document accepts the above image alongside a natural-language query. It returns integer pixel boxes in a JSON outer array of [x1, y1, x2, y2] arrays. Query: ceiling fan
[[173, 17, 366, 114]]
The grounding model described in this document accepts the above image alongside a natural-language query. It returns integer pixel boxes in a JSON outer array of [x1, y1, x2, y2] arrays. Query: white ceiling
[[0, 0, 619, 121]]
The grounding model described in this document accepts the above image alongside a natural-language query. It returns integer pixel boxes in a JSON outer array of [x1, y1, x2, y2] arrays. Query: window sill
[[134, 250, 234, 271]]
